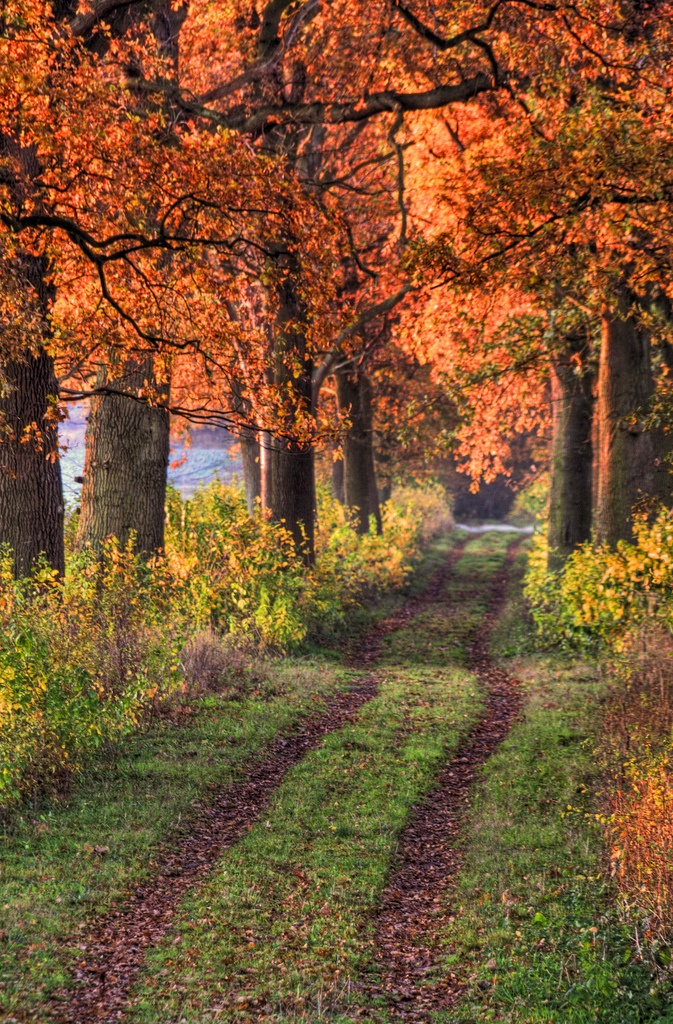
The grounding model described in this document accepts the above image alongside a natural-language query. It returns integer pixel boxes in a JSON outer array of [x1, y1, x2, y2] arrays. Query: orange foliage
[[4, 0, 673, 457], [611, 764, 673, 937]]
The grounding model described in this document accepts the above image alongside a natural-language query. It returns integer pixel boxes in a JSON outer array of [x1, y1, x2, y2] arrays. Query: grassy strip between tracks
[[443, 546, 673, 1024], [123, 534, 513, 1023]]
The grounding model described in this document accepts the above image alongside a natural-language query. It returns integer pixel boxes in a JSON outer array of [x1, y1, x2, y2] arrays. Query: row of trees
[[400, 3, 673, 566], [1, 1, 672, 574]]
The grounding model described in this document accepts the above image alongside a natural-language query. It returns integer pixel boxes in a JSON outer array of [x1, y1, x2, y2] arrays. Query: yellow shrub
[[0, 480, 452, 806], [525, 507, 673, 647]]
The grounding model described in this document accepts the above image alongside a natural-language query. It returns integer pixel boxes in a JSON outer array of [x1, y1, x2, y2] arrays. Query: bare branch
[[150, 73, 496, 131]]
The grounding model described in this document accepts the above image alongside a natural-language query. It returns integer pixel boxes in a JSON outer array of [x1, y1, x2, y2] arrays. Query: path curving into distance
[[368, 540, 523, 1021]]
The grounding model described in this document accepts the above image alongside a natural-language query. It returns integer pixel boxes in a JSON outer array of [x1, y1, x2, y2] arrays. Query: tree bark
[[0, 351, 64, 576], [76, 357, 170, 555], [271, 440, 315, 562], [332, 452, 345, 504], [595, 288, 673, 545], [547, 333, 594, 570], [240, 430, 261, 514], [336, 366, 382, 535], [260, 430, 273, 512], [268, 252, 316, 563]]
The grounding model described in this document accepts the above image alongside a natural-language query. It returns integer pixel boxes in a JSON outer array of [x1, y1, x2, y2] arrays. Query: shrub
[[389, 481, 454, 542], [509, 472, 549, 526], [179, 628, 249, 695], [524, 508, 673, 942], [525, 506, 673, 648], [165, 483, 309, 647], [610, 757, 673, 940], [0, 542, 182, 806], [0, 480, 452, 807]]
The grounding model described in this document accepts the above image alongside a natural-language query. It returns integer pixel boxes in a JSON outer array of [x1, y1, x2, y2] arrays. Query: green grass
[[436, 555, 673, 1024], [0, 529, 481, 1021], [126, 667, 481, 1023], [0, 659, 353, 1019], [122, 532, 509, 1023], [9, 527, 645, 1024]]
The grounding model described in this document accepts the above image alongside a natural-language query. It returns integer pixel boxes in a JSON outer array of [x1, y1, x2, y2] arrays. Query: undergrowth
[[441, 547, 673, 1024], [525, 509, 673, 958], [0, 482, 451, 809]]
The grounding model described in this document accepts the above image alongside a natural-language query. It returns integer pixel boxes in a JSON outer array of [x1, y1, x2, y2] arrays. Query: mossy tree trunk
[[547, 332, 595, 570], [336, 366, 382, 535], [595, 288, 673, 545], [76, 356, 170, 555], [0, 350, 64, 576]]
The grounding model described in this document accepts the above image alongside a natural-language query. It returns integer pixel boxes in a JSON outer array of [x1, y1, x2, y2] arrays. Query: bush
[[509, 472, 549, 526], [610, 757, 673, 940], [524, 507, 673, 943], [0, 542, 182, 806], [525, 507, 673, 648], [0, 480, 452, 807], [165, 483, 309, 648]]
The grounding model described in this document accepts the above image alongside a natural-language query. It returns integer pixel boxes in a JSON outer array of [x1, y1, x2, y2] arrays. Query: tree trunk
[[260, 430, 273, 512], [363, 377, 383, 534], [268, 252, 317, 563], [378, 478, 392, 505], [332, 452, 345, 504], [336, 367, 382, 535], [595, 288, 673, 545], [0, 351, 64, 576], [76, 357, 169, 555], [271, 441, 315, 562], [547, 334, 594, 570], [240, 430, 261, 514]]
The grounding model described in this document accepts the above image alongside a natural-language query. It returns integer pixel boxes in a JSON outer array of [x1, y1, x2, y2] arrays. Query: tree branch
[[152, 73, 495, 131], [311, 283, 412, 409], [69, 0, 141, 37]]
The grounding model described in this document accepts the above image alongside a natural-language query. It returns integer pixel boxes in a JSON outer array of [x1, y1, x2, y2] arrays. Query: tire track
[[367, 540, 523, 1021]]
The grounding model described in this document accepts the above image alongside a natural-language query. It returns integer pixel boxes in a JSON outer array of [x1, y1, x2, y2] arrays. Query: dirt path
[[46, 541, 466, 1024], [368, 541, 522, 1021]]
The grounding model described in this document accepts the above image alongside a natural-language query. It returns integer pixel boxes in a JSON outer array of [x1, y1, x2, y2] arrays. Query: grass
[[438, 549, 673, 1024], [126, 666, 481, 1023], [119, 533, 511, 1023], [9, 527, 656, 1024], [0, 529, 481, 1021], [0, 659, 353, 1019]]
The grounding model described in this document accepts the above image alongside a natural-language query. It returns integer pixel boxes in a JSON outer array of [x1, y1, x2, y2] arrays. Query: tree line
[[1, 1, 672, 573]]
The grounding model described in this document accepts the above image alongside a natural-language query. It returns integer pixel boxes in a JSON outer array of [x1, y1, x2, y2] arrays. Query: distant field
[[60, 404, 242, 500]]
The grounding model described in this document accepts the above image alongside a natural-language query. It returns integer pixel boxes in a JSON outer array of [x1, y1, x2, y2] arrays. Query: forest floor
[[1, 531, 672, 1024]]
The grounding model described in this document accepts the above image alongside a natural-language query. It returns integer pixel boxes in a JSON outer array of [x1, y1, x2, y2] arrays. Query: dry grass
[[603, 626, 673, 938], [603, 625, 673, 760], [611, 764, 673, 938]]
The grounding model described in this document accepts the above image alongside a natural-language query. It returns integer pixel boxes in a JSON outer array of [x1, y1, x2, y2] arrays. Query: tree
[[76, 358, 170, 554], [336, 364, 382, 534], [404, 4, 673, 548], [595, 287, 673, 544], [0, 349, 64, 576], [548, 329, 594, 567]]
